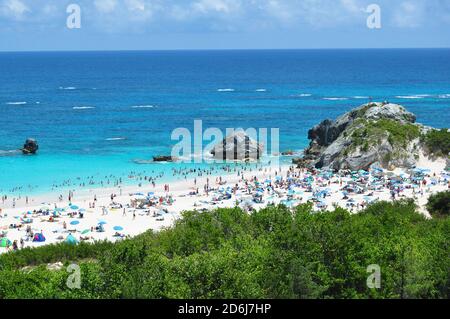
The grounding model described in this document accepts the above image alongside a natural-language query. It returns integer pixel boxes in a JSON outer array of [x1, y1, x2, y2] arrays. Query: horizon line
[[1, 47, 450, 53]]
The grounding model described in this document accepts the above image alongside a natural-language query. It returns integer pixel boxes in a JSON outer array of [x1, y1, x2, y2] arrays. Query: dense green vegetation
[[426, 191, 450, 218], [0, 200, 448, 299], [422, 128, 450, 157], [351, 119, 421, 149]]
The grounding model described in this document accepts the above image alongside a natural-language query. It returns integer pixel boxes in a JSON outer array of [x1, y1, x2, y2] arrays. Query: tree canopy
[[0, 200, 448, 299]]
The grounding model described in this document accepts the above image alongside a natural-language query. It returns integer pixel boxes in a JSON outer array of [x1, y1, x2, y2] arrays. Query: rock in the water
[[153, 156, 178, 162], [301, 102, 424, 171], [22, 138, 38, 155], [211, 131, 264, 161]]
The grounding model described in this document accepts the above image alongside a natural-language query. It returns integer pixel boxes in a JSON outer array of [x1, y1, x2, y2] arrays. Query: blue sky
[[1, 0, 450, 51]]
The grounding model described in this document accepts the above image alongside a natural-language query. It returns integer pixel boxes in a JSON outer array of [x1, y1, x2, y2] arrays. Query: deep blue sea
[[1, 49, 449, 196]]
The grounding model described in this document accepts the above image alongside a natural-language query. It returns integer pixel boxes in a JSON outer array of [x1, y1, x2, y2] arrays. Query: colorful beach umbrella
[[65, 234, 79, 245], [81, 229, 90, 235]]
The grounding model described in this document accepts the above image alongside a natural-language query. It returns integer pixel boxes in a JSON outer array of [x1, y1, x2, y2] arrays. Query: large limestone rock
[[307, 102, 416, 149], [299, 102, 424, 171], [211, 131, 264, 161]]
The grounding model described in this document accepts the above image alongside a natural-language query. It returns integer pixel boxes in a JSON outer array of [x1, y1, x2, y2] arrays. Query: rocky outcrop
[[297, 102, 426, 171], [153, 156, 178, 162], [22, 138, 38, 155], [211, 131, 264, 161]]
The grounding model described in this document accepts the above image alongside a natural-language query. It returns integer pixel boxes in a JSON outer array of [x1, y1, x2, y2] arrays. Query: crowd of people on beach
[[1, 161, 449, 252]]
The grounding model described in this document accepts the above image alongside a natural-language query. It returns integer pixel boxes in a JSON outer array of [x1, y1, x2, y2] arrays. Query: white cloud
[[0, 0, 30, 20], [255, 0, 368, 28], [392, 1, 424, 28], [264, 0, 295, 24], [42, 4, 57, 15], [169, 4, 191, 21], [192, 0, 241, 14], [94, 0, 118, 13], [2, 0, 450, 35], [125, 0, 145, 12], [125, 0, 157, 21], [340, 0, 364, 14]]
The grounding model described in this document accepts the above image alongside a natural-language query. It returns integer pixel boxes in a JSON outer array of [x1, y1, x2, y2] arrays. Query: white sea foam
[[73, 106, 95, 110], [438, 94, 450, 99], [131, 105, 155, 109], [255, 89, 267, 92], [217, 88, 235, 92], [298, 93, 312, 97], [0, 150, 20, 156], [59, 86, 77, 90], [353, 96, 369, 99], [323, 97, 348, 101], [105, 137, 126, 141], [6, 102, 27, 105], [395, 95, 424, 99]]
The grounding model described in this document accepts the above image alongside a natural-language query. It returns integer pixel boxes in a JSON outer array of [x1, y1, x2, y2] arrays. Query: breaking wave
[[217, 88, 235, 92], [73, 106, 95, 110], [323, 97, 348, 101]]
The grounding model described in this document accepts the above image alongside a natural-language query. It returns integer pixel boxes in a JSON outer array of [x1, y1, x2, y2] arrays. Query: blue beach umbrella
[[113, 226, 123, 231], [98, 221, 107, 225], [70, 220, 80, 225], [70, 205, 79, 210], [65, 234, 79, 245]]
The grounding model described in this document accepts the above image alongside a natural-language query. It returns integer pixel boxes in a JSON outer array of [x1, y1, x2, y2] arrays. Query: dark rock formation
[[211, 131, 264, 161], [22, 138, 38, 155], [282, 150, 296, 156], [153, 156, 178, 162]]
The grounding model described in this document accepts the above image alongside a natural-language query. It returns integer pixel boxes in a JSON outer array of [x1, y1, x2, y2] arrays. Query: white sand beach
[[1, 157, 448, 253]]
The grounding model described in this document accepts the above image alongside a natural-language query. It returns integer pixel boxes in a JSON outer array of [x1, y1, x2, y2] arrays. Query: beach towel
[[0, 238, 11, 247]]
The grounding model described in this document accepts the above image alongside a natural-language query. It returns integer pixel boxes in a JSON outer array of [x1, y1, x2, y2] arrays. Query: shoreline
[[0, 155, 448, 253], [0, 161, 286, 210]]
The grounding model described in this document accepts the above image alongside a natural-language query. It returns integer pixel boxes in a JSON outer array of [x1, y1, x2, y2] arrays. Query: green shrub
[[422, 129, 450, 157], [0, 202, 448, 299], [426, 191, 450, 218]]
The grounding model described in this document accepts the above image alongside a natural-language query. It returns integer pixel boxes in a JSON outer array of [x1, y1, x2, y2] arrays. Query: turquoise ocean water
[[0, 49, 449, 196]]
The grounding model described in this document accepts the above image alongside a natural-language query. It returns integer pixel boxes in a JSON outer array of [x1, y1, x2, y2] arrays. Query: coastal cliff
[[296, 102, 449, 171]]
